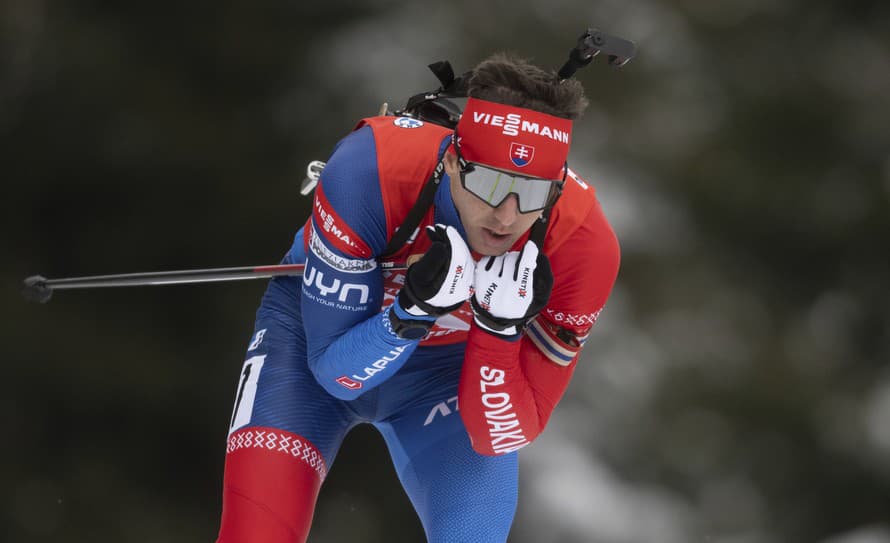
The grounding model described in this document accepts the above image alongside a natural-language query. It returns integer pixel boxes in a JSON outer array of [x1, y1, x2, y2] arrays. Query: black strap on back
[[380, 159, 446, 258], [528, 207, 551, 249]]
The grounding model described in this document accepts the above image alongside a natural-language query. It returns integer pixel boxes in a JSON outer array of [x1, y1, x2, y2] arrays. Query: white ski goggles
[[454, 141, 565, 214]]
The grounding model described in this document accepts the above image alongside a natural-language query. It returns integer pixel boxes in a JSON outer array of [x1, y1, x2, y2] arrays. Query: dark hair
[[467, 53, 588, 120]]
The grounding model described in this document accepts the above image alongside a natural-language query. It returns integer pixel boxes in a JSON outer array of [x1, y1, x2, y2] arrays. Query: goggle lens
[[460, 163, 560, 213]]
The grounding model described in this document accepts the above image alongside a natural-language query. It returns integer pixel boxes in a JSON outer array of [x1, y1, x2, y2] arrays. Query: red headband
[[454, 97, 572, 179]]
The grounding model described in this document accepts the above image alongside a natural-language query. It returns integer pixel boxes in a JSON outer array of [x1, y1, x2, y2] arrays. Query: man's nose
[[493, 194, 520, 226]]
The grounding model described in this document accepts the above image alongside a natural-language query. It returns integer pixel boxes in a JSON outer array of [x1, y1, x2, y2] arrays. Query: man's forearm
[[459, 326, 570, 455], [307, 308, 420, 400]]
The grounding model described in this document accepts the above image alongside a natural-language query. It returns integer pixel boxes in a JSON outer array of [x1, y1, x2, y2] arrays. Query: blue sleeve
[[300, 126, 422, 400]]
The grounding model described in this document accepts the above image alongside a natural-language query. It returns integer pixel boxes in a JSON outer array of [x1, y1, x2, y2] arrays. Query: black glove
[[471, 240, 553, 337], [396, 224, 475, 318]]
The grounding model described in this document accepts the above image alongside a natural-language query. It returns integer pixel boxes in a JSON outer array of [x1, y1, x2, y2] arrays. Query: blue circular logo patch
[[394, 117, 424, 129]]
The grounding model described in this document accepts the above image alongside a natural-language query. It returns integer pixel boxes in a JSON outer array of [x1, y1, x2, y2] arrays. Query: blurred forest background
[[2, 0, 889, 542]]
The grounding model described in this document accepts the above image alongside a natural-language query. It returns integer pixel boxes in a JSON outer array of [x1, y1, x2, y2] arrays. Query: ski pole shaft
[[22, 262, 407, 303]]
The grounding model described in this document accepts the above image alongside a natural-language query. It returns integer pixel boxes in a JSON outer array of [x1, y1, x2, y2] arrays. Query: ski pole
[[22, 261, 407, 304]]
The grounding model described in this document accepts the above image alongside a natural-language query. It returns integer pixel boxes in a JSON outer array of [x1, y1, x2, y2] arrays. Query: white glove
[[471, 240, 553, 337]]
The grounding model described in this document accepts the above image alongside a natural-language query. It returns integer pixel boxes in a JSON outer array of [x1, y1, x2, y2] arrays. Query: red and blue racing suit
[[216, 116, 620, 543]]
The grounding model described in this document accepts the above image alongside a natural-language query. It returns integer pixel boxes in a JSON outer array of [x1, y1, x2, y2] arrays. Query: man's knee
[[425, 501, 516, 543], [217, 427, 327, 543]]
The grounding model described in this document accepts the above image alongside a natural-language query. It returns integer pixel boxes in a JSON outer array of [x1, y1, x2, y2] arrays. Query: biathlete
[[216, 53, 620, 543]]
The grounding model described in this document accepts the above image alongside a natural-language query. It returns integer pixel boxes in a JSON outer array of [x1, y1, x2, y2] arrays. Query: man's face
[[444, 151, 545, 256]]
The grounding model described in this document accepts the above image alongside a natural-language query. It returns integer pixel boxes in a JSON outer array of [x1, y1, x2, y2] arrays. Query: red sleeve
[[458, 200, 620, 456]]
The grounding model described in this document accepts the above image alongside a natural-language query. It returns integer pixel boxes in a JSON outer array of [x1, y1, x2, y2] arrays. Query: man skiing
[[217, 52, 620, 543]]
